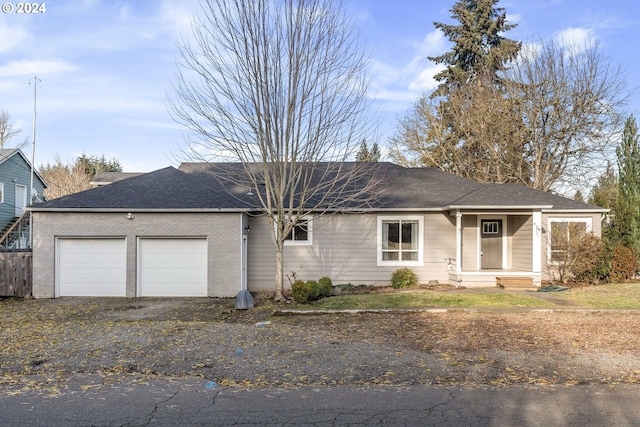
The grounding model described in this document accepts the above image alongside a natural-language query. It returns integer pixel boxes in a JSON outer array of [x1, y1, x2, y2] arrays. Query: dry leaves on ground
[[1, 297, 639, 395]]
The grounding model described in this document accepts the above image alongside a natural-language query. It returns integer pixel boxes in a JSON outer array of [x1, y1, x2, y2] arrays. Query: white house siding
[[31, 212, 242, 298], [247, 212, 457, 291], [509, 215, 533, 271]]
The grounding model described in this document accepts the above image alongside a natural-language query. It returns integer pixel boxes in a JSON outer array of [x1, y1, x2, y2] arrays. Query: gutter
[[445, 204, 553, 210], [27, 207, 253, 213]]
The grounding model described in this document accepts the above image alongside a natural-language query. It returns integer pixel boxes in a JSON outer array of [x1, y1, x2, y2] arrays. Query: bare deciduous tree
[[39, 157, 93, 200], [505, 40, 629, 192], [169, 0, 379, 301], [39, 154, 123, 199], [392, 39, 629, 194], [390, 73, 529, 185], [0, 110, 27, 149]]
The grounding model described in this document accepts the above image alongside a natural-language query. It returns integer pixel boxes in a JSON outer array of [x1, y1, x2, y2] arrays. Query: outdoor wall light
[[244, 225, 251, 233], [126, 212, 135, 220]]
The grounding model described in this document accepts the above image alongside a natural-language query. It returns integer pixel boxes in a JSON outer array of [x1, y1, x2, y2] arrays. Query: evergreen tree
[[77, 153, 123, 176], [429, 0, 521, 97], [615, 115, 640, 254], [589, 161, 618, 210], [356, 140, 381, 162]]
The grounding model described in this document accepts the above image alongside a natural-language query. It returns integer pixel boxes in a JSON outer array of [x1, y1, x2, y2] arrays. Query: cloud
[[159, 0, 197, 37], [554, 27, 597, 52], [408, 65, 444, 93], [0, 17, 28, 52], [368, 29, 447, 108], [0, 60, 75, 77]]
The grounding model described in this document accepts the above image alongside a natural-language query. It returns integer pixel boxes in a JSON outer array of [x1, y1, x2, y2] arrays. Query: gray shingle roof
[[30, 162, 606, 213]]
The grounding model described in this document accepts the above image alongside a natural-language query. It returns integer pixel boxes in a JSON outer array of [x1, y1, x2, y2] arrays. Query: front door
[[481, 219, 502, 269], [14, 184, 26, 217]]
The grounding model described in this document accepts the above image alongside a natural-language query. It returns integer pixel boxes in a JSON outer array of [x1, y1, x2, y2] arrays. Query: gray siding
[[462, 215, 477, 271], [32, 212, 242, 298], [247, 212, 457, 291], [510, 215, 533, 271]]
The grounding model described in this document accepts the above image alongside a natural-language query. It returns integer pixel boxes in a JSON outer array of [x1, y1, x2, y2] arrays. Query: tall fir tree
[[615, 115, 640, 254], [589, 161, 618, 211], [355, 140, 381, 162], [429, 0, 521, 97]]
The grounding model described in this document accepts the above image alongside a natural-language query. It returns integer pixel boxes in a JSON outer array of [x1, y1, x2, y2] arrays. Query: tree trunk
[[274, 243, 286, 302]]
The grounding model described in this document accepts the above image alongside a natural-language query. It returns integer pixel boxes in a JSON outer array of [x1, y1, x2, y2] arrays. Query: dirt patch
[[1, 296, 639, 395]]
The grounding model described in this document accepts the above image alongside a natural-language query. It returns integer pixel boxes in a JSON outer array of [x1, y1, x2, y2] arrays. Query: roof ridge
[[446, 184, 487, 206]]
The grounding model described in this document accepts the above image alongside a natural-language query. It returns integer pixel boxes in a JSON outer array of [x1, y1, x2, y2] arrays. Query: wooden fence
[[0, 252, 32, 297]]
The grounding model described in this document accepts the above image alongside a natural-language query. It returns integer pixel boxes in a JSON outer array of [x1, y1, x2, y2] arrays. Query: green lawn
[[306, 283, 640, 310], [551, 282, 640, 309]]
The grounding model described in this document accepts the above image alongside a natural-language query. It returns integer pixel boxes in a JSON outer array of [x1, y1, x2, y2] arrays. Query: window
[[548, 218, 591, 262], [482, 221, 500, 234], [0, 183, 3, 203], [284, 217, 312, 245], [378, 216, 423, 266]]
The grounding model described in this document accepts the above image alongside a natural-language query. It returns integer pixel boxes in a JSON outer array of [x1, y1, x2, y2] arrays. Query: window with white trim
[[378, 216, 423, 266], [284, 217, 312, 245], [548, 218, 592, 262], [0, 183, 4, 203]]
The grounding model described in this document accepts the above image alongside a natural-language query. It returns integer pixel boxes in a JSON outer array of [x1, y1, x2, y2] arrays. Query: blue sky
[[1, 0, 639, 172]]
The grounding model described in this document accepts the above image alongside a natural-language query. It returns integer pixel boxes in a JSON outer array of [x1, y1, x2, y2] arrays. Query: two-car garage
[[56, 238, 208, 297]]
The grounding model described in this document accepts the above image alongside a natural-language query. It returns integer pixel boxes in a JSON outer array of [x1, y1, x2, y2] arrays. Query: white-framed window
[[377, 215, 424, 266], [0, 183, 4, 203], [482, 221, 500, 234], [548, 217, 592, 262], [284, 217, 313, 246]]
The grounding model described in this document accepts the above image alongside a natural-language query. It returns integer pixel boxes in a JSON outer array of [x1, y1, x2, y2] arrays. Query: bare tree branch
[[168, 0, 379, 300]]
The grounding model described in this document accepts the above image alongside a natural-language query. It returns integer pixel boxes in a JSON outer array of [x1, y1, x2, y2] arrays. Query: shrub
[[318, 277, 333, 297], [549, 225, 606, 285], [306, 280, 320, 300], [391, 268, 418, 289], [610, 245, 639, 283], [570, 234, 607, 285], [291, 280, 312, 303]]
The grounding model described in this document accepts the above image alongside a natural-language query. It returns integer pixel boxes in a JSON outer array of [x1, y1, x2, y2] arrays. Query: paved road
[[2, 376, 640, 426]]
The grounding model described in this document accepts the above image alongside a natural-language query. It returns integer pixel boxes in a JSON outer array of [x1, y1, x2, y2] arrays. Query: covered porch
[[447, 209, 545, 288]]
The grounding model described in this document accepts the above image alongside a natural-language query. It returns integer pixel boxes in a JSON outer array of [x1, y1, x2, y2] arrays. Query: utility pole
[[28, 76, 40, 249], [29, 75, 40, 207]]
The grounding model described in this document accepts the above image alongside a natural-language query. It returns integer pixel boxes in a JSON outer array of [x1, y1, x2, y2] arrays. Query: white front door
[[14, 184, 26, 217]]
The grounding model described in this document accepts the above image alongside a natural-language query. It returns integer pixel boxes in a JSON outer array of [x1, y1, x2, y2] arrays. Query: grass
[[305, 283, 640, 310], [552, 282, 640, 309]]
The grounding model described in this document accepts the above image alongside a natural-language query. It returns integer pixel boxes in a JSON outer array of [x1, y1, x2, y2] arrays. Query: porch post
[[456, 210, 462, 274], [532, 210, 542, 274]]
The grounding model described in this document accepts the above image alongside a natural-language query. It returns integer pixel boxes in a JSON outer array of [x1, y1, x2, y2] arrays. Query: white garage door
[[57, 238, 127, 297], [138, 238, 208, 297]]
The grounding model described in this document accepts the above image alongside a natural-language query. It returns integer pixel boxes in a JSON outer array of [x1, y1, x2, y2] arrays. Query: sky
[[0, 0, 639, 173]]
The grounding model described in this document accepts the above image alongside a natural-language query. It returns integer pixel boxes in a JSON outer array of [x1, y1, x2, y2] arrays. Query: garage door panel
[[58, 238, 127, 297], [139, 238, 207, 297]]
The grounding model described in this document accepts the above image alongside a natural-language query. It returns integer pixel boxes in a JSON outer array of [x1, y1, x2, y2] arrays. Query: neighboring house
[[90, 171, 144, 187], [0, 149, 47, 249], [29, 162, 606, 298]]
